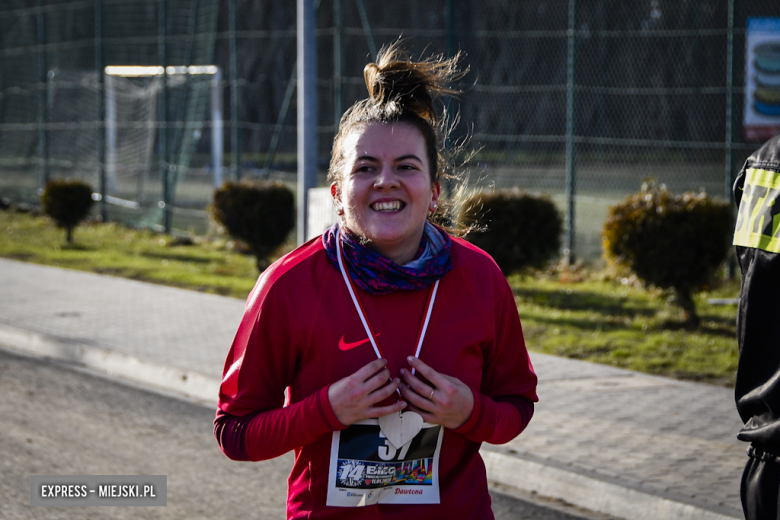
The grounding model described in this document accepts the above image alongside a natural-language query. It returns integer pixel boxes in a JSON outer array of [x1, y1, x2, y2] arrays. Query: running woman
[[214, 42, 538, 519]]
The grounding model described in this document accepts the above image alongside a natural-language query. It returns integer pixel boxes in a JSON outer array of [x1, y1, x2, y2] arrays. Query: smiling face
[[332, 122, 440, 265]]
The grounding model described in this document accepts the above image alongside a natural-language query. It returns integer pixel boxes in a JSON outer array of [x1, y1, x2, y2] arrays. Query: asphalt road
[[0, 349, 599, 520]]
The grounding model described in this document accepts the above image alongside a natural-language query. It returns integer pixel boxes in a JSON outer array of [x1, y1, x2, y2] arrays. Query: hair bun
[[362, 42, 465, 125], [364, 62, 382, 100]]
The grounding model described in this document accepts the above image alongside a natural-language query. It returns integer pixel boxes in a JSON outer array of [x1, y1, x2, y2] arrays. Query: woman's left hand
[[398, 356, 474, 429]]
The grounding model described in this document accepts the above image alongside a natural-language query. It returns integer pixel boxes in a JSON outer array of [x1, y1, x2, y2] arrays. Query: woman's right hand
[[327, 359, 406, 426]]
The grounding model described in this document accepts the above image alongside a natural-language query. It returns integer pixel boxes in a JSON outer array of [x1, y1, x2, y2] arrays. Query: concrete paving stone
[[511, 350, 745, 516]]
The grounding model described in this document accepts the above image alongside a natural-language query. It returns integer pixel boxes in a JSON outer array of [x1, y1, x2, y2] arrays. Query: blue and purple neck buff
[[322, 221, 452, 295]]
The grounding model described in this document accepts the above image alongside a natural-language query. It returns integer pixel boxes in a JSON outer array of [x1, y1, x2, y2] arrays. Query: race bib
[[326, 419, 443, 507]]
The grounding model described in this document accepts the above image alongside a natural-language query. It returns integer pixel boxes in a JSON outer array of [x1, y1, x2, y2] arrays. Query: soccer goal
[[104, 65, 224, 201], [45, 65, 222, 221]]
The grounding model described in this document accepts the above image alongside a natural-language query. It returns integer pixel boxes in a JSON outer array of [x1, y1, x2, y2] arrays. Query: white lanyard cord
[[412, 279, 438, 376], [336, 227, 383, 361], [335, 227, 438, 376]]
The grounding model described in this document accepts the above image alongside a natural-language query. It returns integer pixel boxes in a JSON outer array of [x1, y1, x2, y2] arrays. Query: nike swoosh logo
[[339, 333, 381, 351]]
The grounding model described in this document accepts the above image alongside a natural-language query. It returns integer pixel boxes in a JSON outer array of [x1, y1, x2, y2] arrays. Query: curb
[[0, 324, 219, 405], [481, 449, 740, 520], [0, 323, 741, 520]]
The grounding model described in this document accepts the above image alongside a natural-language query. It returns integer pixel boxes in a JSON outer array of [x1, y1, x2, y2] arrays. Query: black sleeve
[[213, 408, 261, 461]]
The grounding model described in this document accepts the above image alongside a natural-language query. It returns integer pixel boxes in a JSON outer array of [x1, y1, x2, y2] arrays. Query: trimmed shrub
[[40, 179, 94, 243], [463, 188, 562, 274], [211, 181, 295, 271], [602, 181, 733, 327]]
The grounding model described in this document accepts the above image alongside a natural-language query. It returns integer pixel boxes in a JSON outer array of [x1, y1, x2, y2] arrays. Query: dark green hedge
[[463, 188, 562, 274], [602, 182, 733, 327], [211, 181, 295, 271], [41, 178, 94, 243]]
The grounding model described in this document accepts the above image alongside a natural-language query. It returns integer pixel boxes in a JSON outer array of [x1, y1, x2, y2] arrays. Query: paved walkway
[[0, 258, 746, 520]]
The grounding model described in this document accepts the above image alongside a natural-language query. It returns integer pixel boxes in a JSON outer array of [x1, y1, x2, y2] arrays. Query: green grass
[[0, 210, 261, 299], [511, 269, 739, 386], [0, 209, 740, 386]]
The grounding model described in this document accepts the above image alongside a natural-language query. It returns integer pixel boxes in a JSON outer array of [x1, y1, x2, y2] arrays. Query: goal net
[[47, 69, 160, 204], [42, 66, 221, 228]]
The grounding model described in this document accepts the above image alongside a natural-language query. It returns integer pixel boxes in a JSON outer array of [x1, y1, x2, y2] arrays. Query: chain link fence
[[1, 0, 779, 259]]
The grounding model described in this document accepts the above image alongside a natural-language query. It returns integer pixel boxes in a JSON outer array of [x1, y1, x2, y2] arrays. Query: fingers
[[403, 402, 434, 423], [406, 356, 448, 388], [398, 381, 434, 413], [362, 361, 400, 404], [399, 369, 433, 403], [368, 376, 401, 404], [369, 400, 407, 419], [364, 367, 393, 391], [328, 359, 397, 426], [400, 359, 476, 429], [355, 358, 390, 383], [340, 364, 392, 403]]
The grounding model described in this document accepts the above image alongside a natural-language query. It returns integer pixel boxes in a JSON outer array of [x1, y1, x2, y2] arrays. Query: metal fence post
[[596, 0, 607, 162], [355, 0, 377, 61], [333, 0, 342, 129], [725, 0, 736, 202], [445, 0, 454, 60], [444, 2, 455, 115], [725, 0, 738, 279], [564, 0, 577, 264], [159, 0, 172, 233], [211, 69, 224, 188], [37, 0, 49, 189], [411, 1, 420, 55], [442, 0, 456, 199], [297, 0, 317, 245], [229, 0, 240, 181], [95, 0, 107, 221], [262, 70, 296, 178]]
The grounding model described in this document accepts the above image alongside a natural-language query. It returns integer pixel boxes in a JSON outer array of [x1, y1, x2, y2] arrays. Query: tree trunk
[[66, 226, 73, 244], [677, 288, 700, 329], [254, 252, 269, 273]]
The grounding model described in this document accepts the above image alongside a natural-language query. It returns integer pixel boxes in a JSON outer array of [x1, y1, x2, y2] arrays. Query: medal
[[336, 227, 439, 447], [378, 410, 424, 450]]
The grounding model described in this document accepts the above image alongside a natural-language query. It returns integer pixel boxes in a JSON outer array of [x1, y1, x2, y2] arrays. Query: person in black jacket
[[733, 132, 780, 520]]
